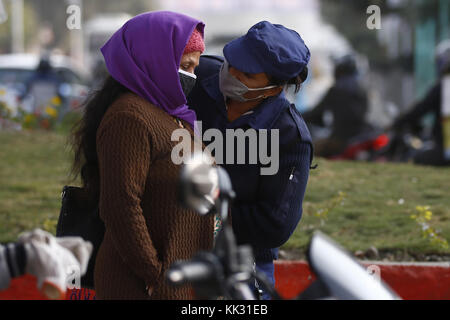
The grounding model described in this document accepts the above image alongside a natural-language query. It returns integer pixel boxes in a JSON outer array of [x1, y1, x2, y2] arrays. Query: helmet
[[436, 39, 450, 76], [333, 54, 358, 79]]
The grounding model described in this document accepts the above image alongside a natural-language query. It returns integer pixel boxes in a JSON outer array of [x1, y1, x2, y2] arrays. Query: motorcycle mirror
[[178, 152, 220, 215], [307, 231, 399, 300]]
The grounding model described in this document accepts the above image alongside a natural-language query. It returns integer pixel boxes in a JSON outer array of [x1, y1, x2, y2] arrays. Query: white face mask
[[218, 60, 278, 102]]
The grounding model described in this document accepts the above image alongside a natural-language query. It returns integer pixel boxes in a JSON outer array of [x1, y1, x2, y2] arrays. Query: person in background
[[390, 40, 450, 166], [21, 56, 64, 113], [0, 229, 92, 300], [70, 11, 213, 299], [188, 21, 313, 299], [302, 54, 369, 158]]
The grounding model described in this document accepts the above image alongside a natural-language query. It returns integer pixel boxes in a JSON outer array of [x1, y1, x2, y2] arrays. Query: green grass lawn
[[283, 157, 450, 260], [1, 128, 449, 261], [0, 129, 79, 243]]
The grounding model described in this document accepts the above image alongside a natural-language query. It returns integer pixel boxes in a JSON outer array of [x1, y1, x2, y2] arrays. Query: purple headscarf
[[101, 11, 204, 128]]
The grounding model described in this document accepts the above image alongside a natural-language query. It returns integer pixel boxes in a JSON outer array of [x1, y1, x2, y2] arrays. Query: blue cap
[[223, 21, 310, 81]]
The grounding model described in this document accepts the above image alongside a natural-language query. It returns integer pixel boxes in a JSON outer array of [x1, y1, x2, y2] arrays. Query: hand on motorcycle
[[146, 285, 153, 297]]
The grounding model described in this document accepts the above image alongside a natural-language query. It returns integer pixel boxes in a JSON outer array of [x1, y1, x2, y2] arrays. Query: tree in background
[[0, 0, 38, 54], [319, 0, 449, 113], [0, 0, 156, 54]]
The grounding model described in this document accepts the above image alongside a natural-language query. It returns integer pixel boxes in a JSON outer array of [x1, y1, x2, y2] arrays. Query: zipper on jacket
[[289, 166, 296, 180]]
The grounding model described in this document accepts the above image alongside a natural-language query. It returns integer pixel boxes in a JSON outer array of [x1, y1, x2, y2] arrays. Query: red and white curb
[[274, 260, 450, 300], [0, 260, 448, 300]]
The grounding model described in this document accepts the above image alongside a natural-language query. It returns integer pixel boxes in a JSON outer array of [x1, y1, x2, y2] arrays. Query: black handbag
[[56, 185, 105, 289]]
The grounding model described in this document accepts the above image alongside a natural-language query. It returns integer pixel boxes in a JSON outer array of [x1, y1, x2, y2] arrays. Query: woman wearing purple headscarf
[[69, 11, 213, 299]]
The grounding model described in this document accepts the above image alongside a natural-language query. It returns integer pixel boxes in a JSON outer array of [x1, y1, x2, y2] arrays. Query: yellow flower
[[50, 96, 62, 106], [416, 205, 430, 212], [45, 106, 58, 118], [24, 114, 34, 124], [0, 89, 6, 96], [424, 211, 432, 221]]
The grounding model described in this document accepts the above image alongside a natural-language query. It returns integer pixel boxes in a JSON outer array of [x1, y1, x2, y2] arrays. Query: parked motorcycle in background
[[381, 126, 433, 163], [167, 153, 400, 300]]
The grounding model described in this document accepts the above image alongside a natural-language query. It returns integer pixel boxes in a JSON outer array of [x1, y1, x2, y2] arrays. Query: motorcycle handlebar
[[166, 259, 215, 286]]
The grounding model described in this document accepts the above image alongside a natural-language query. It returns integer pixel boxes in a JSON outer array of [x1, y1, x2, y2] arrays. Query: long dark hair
[[69, 75, 129, 204]]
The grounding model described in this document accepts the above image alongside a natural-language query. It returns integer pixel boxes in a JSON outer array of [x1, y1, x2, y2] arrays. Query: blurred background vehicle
[[0, 53, 89, 122], [302, 54, 374, 159]]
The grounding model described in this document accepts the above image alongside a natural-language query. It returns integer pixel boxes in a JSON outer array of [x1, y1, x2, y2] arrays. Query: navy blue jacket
[[188, 55, 313, 262]]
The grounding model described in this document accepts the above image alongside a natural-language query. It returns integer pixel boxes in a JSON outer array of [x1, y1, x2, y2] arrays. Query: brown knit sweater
[[93, 92, 213, 300]]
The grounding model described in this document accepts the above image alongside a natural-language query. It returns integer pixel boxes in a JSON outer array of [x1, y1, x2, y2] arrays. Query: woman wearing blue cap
[[188, 21, 313, 299]]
